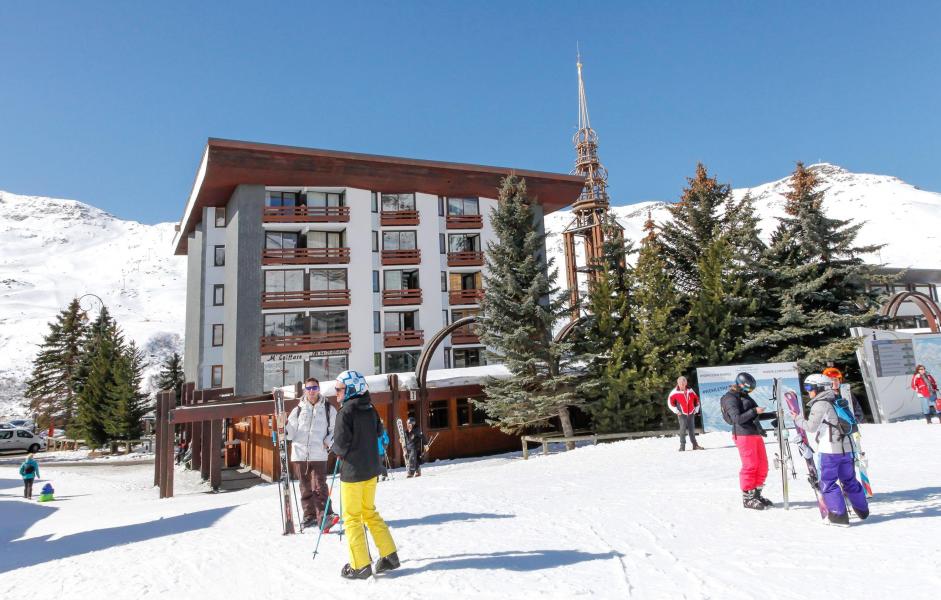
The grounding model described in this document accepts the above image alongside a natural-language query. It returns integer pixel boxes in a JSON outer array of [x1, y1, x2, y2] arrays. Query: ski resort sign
[[696, 362, 801, 433]]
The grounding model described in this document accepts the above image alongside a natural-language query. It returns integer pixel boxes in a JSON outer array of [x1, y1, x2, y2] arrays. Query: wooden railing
[[261, 289, 351, 309], [447, 251, 484, 267], [380, 210, 420, 226], [263, 206, 350, 223], [381, 249, 421, 265], [383, 330, 425, 348], [382, 289, 423, 306], [450, 325, 479, 345], [449, 289, 484, 305], [260, 332, 351, 353], [262, 247, 350, 265], [446, 214, 483, 229]]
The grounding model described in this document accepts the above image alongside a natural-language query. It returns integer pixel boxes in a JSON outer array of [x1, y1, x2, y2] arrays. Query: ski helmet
[[735, 372, 757, 392], [407, 416, 416, 425], [822, 367, 843, 381], [803, 373, 835, 394], [335, 370, 368, 401]]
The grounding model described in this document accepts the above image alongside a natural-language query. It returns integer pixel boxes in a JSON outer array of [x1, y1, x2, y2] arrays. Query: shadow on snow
[[385, 512, 515, 529], [387, 549, 623, 576]]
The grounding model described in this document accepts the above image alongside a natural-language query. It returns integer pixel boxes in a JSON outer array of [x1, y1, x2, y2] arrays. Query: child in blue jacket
[[19, 453, 41, 499], [378, 420, 390, 480]]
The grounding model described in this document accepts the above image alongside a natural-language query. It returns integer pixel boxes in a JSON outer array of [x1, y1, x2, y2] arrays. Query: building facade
[[174, 139, 583, 395]]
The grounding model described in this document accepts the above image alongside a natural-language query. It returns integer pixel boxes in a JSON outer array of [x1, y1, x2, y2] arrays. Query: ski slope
[[1, 421, 938, 599]]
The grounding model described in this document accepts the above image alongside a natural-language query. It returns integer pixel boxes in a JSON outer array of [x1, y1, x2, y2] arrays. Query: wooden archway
[[413, 316, 478, 432], [880, 290, 941, 332]]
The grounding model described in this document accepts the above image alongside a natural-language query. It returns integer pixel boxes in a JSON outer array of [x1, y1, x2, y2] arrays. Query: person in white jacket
[[667, 376, 702, 451], [286, 377, 338, 530]]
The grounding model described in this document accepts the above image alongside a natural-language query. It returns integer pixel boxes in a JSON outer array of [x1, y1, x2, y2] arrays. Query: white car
[[0, 428, 46, 453], [0, 422, 14, 430]]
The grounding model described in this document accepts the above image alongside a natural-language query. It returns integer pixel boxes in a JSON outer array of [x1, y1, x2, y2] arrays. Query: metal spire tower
[[561, 53, 623, 315]]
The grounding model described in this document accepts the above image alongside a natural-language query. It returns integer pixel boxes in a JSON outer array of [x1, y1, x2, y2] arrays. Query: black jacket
[[331, 391, 382, 483], [405, 428, 427, 462], [721, 388, 769, 437]]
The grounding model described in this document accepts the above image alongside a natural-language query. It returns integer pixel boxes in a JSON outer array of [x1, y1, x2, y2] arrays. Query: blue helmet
[[335, 370, 368, 401]]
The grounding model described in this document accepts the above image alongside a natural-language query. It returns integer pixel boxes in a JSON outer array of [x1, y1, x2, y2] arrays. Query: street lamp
[[77, 293, 105, 320]]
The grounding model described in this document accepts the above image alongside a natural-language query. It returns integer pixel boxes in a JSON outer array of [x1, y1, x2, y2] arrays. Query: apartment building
[[174, 139, 584, 395]]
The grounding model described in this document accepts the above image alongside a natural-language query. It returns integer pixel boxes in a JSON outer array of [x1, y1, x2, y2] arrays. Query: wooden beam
[[190, 417, 202, 473], [165, 389, 176, 498], [154, 391, 163, 488], [209, 419, 223, 491], [170, 397, 298, 423], [200, 420, 211, 481]]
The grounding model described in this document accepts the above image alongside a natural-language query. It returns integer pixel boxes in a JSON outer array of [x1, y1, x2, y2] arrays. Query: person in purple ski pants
[[790, 374, 869, 525]]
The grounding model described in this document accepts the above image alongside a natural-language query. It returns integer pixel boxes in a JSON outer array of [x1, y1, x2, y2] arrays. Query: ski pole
[[313, 458, 341, 560]]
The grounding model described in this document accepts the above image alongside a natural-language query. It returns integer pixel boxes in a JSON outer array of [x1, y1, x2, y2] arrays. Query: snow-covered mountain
[[546, 163, 941, 285], [0, 190, 185, 419]]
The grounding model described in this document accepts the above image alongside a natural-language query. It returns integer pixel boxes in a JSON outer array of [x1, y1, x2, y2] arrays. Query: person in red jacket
[[667, 376, 702, 451], [911, 364, 940, 424]]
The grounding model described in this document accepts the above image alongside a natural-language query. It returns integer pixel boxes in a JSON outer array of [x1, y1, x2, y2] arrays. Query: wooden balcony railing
[[262, 247, 350, 265], [450, 325, 479, 345], [380, 210, 420, 226], [382, 289, 423, 306], [384, 330, 425, 348], [260, 332, 351, 354], [449, 289, 485, 305], [447, 251, 485, 267], [381, 249, 421, 265], [261, 289, 351, 309], [263, 206, 350, 223], [446, 214, 483, 229]]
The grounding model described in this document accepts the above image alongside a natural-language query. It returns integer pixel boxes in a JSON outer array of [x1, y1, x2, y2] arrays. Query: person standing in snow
[[19, 453, 40, 500], [667, 376, 702, 451], [911, 365, 940, 424], [285, 377, 338, 530], [404, 417, 428, 478], [377, 419, 390, 481], [790, 374, 869, 525], [720, 372, 774, 510], [331, 370, 399, 580]]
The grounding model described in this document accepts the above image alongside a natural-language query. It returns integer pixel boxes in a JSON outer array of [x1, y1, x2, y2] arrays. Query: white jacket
[[285, 396, 336, 462]]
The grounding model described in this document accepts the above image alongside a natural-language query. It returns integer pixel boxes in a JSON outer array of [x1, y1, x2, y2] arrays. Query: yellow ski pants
[[340, 476, 397, 569]]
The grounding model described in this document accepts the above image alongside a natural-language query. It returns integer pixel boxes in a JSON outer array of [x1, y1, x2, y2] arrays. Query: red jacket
[[911, 372, 938, 398], [668, 387, 700, 415]]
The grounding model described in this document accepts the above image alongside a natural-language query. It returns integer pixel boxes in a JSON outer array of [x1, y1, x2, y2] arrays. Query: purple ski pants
[[819, 452, 868, 516]]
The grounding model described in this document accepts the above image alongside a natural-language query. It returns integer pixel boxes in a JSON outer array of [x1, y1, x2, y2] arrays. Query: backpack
[[720, 393, 735, 425], [819, 396, 855, 440], [23, 464, 35, 475]]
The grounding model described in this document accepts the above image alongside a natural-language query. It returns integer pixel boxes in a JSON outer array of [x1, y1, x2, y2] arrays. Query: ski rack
[[772, 378, 797, 510]]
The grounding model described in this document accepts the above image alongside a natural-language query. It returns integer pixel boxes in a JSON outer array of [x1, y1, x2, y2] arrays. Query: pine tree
[[25, 298, 86, 429], [76, 307, 124, 447], [155, 352, 185, 402], [687, 237, 740, 366], [476, 176, 581, 441], [107, 342, 149, 441]]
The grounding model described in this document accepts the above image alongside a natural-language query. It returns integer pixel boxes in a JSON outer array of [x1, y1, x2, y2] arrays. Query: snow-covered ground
[[1, 421, 938, 598]]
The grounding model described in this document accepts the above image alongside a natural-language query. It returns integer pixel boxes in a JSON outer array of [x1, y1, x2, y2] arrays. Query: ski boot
[[754, 487, 774, 508], [375, 551, 401, 574], [826, 511, 850, 526], [850, 505, 870, 520], [742, 489, 766, 510], [678, 447, 686, 452], [341, 563, 373, 580]]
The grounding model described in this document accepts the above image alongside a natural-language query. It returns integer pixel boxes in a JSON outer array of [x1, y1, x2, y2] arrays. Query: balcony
[[384, 329, 425, 348], [449, 289, 485, 305], [381, 249, 421, 265], [450, 325, 479, 345], [262, 247, 350, 265], [261, 289, 351, 309], [447, 251, 485, 267], [260, 332, 351, 354], [380, 210, 420, 226], [382, 289, 422, 306], [263, 206, 350, 223], [446, 214, 483, 229]]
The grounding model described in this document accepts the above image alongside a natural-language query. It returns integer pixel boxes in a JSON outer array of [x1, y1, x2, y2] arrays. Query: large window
[[210, 365, 224, 388], [264, 270, 304, 293], [311, 311, 348, 334], [447, 197, 479, 216], [456, 397, 488, 427], [263, 360, 304, 391], [214, 245, 225, 266], [453, 348, 485, 368], [213, 284, 225, 306], [266, 191, 301, 207], [429, 400, 449, 430], [307, 231, 343, 249], [448, 233, 480, 252], [263, 313, 307, 337], [381, 193, 415, 211], [384, 311, 418, 332], [212, 324, 224, 347], [265, 232, 299, 249], [386, 350, 420, 373], [384, 270, 419, 290], [307, 191, 344, 207], [382, 231, 417, 250], [309, 269, 347, 291], [450, 272, 482, 291], [310, 355, 348, 382]]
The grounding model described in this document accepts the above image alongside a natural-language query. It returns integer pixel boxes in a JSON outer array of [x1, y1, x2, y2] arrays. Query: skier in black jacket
[[721, 372, 775, 510], [404, 417, 428, 478], [331, 370, 399, 580]]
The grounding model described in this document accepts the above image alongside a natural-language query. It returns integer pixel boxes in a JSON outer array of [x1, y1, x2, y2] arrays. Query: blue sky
[[1, 1, 938, 224]]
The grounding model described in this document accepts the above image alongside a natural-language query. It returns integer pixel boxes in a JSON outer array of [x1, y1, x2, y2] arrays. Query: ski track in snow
[[1, 421, 939, 598]]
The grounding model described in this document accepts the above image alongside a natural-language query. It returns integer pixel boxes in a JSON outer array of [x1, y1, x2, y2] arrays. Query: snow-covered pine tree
[[76, 307, 125, 447], [155, 351, 185, 402], [25, 298, 86, 429], [107, 341, 150, 441], [476, 176, 581, 442]]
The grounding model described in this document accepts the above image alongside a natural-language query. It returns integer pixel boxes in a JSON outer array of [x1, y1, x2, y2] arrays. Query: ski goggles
[[304, 385, 319, 391], [802, 384, 816, 392]]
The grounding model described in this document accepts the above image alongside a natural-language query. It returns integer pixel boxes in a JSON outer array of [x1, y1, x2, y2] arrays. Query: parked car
[[8, 419, 34, 431], [0, 428, 46, 453], [0, 422, 14, 430], [38, 429, 66, 439]]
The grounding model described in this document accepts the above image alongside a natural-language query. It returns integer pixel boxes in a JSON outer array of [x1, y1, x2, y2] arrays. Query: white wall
[[345, 186, 379, 374], [201, 206, 226, 387]]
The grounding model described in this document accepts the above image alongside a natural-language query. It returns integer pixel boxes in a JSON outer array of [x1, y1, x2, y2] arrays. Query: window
[[914, 284, 937, 301], [309, 269, 347, 291], [371, 192, 378, 213], [382, 231, 417, 250], [447, 197, 479, 216], [311, 311, 348, 334], [263, 360, 304, 391], [263, 313, 307, 337], [265, 232, 299, 249], [381, 193, 415, 212], [307, 231, 343, 249], [374, 353, 382, 374], [439, 234, 446, 254], [211, 365, 224, 388], [451, 272, 482, 291], [266, 191, 301, 207], [17, 430, 33, 438], [264, 270, 304, 293], [441, 271, 447, 292], [213, 284, 225, 306], [212, 324, 224, 347], [444, 346, 452, 369], [457, 398, 488, 426], [438, 196, 445, 216], [0, 431, 11, 440], [442, 310, 448, 326], [453, 348, 485, 368], [452, 308, 479, 322], [386, 350, 420, 373], [372, 231, 379, 252], [215, 206, 226, 227], [384, 311, 419, 332], [429, 400, 449, 430], [372, 270, 380, 293], [374, 311, 381, 333], [214, 245, 225, 266], [869, 284, 888, 295], [384, 270, 419, 290], [309, 355, 348, 382], [306, 191, 344, 207], [449, 233, 480, 253]]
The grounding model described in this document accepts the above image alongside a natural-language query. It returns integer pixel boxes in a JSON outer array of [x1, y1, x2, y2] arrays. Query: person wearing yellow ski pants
[[341, 476, 397, 569]]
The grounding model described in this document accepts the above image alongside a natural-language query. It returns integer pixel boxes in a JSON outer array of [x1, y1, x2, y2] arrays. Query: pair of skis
[[273, 388, 296, 535], [783, 390, 828, 519], [772, 380, 796, 509]]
